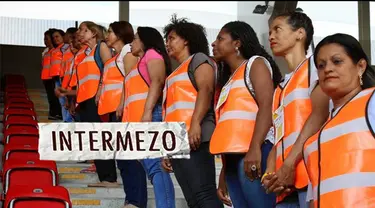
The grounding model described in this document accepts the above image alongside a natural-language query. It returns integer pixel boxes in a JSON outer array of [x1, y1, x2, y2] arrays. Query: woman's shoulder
[[144, 48, 163, 61]]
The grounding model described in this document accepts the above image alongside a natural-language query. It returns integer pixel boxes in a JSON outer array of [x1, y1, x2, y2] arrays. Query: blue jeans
[[55, 78, 73, 122], [140, 104, 176, 208], [276, 191, 308, 208], [109, 112, 148, 207], [117, 160, 148, 208], [225, 140, 276, 208]]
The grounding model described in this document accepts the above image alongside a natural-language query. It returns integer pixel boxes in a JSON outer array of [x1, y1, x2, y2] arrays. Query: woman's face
[[52, 31, 64, 46], [165, 30, 187, 59], [211, 28, 237, 61], [130, 33, 144, 57], [44, 34, 52, 48], [316, 43, 366, 98], [269, 16, 302, 57], [77, 23, 95, 44], [64, 32, 73, 44], [71, 32, 81, 50], [106, 27, 118, 48]]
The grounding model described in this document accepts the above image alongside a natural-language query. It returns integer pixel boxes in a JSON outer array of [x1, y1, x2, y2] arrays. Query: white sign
[[38, 122, 190, 161]]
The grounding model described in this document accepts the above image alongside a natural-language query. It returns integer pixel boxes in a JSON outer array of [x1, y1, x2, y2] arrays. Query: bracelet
[[261, 172, 273, 182]]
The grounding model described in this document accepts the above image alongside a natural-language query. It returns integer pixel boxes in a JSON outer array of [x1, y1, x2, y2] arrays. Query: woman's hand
[[141, 110, 153, 122], [217, 168, 232, 207], [161, 158, 173, 173], [244, 144, 262, 181], [188, 122, 201, 151]]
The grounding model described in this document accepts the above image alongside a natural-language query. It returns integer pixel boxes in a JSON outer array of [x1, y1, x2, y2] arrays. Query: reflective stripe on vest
[[76, 47, 101, 103], [210, 61, 259, 154], [98, 55, 125, 115], [272, 58, 311, 201], [122, 62, 149, 122], [61, 47, 74, 78], [61, 57, 75, 89], [49, 44, 64, 77], [41, 49, 52, 80], [303, 88, 375, 208], [162, 56, 195, 130], [69, 46, 87, 88]]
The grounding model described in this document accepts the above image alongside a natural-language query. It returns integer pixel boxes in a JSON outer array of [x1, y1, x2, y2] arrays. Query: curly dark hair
[[163, 13, 209, 56], [218, 21, 282, 89]]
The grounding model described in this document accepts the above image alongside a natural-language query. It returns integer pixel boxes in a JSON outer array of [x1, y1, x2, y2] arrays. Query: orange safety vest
[[273, 58, 311, 202], [49, 44, 65, 77], [76, 46, 101, 103], [68, 46, 87, 89], [98, 54, 125, 115], [122, 61, 148, 122], [303, 87, 375, 208], [210, 60, 259, 154], [61, 47, 74, 78], [162, 55, 199, 130], [41, 49, 53, 80], [61, 49, 75, 89]]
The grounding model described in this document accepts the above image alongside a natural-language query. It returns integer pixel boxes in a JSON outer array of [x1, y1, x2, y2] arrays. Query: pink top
[[139, 49, 163, 85]]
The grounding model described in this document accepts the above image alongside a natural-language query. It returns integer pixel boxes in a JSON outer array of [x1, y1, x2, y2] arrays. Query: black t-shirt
[[187, 52, 216, 143]]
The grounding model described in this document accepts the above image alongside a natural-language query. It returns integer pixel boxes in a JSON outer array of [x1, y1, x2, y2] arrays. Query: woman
[[49, 29, 66, 120], [60, 21, 119, 188], [122, 26, 176, 208], [56, 27, 78, 122], [211, 21, 282, 208], [161, 15, 223, 208], [99, 20, 148, 208], [41, 29, 61, 120], [304, 33, 375, 207], [262, 12, 330, 208]]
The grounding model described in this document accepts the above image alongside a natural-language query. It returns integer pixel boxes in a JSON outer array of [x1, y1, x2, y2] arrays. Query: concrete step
[[70, 198, 189, 208], [56, 162, 223, 173], [62, 183, 185, 200], [59, 172, 179, 186]]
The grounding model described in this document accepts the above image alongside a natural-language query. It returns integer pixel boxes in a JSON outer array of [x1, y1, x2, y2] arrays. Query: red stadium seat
[[4, 103, 34, 111], [3, 141, 39, 163], [4, 116, 35, 124], [4, 119, 38, 130], [5, 98, 33, 106], [5, 88, 27, 93], [2, 159, 58, 194], [4, 126, 39, 144], [4, 135, 39, 146], [3, 109, 36, 121], [4, 185, 72, 208], [5, 92, 29, 99]]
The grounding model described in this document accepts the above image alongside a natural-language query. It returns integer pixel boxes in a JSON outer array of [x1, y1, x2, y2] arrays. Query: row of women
[[40, 10, 375, 208]]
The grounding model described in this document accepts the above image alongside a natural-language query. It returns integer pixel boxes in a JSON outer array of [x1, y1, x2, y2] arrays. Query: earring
[[359, 73, 363, 86], [235, 47, 240, 56]]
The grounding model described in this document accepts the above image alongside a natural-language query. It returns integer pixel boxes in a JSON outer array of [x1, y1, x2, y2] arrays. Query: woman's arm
[[244, 58, 274, 180], [99, 42, 112, 64], [189, 63, 215, 150], [96, 42, 113, 104], [141, 58, 166, 121]]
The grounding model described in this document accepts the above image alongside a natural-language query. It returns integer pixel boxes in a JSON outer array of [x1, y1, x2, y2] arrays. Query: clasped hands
[[262, 161, 296, 195]]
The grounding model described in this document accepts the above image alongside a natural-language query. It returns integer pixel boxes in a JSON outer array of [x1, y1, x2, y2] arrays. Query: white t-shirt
[[42, 47, 49, 57], [244, 55, 275, 144], [115, 44, 131, 76]]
